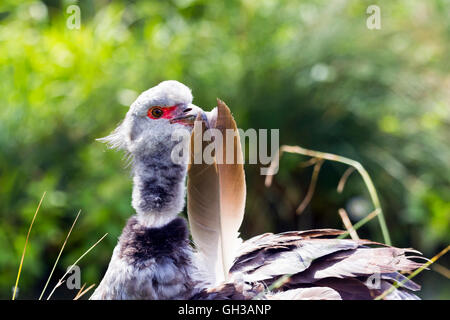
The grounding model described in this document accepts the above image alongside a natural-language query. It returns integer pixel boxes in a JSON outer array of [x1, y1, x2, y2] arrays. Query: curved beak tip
[[169, 104, 204, 126]]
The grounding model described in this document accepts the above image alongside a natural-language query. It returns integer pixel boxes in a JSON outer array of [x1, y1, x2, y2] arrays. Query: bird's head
[[99, 80, 204, 157]]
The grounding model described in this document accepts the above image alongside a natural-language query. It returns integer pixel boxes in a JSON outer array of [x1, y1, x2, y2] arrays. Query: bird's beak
[[169, 104, 205, 126]]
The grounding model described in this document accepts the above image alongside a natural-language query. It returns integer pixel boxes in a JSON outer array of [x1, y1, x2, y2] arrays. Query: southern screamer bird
[[91, 80, 424, 300]]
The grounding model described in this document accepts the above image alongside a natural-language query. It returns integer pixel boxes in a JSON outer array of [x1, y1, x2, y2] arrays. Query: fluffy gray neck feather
[[131, 141, 186, 228], [90, 140, 205, 300]]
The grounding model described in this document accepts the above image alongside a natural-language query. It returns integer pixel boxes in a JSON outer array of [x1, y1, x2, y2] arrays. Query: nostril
[[183, 108, 192, 113]]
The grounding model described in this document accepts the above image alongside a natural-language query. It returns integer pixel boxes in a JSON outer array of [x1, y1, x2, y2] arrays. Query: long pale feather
[[187, 99, 246, 284], [187, 118, 222, 282], [215, 99, 246, 276]]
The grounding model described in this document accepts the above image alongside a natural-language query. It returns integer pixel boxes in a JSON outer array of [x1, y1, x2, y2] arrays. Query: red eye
[[148, 107, 164, 119], [147, 105, 178, 120]]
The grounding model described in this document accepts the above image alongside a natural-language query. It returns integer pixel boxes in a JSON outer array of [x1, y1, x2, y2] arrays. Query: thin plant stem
[[267, 145, 391, 245], [38, 210, 81, 300], [252, 274, 292, 300], [298, 157, 321, 168], [432, 264, 450, 279], [375, 245, 449, 300], [338, 208, 359, 240], [74, 284, 96, 300], [337, 167, 355, 193], [12, 191, 46, 300], [46, 233, 108, 300], [74, 283, 86, 300], [296, 159, 324, 214], [337, 209, 380, 239]]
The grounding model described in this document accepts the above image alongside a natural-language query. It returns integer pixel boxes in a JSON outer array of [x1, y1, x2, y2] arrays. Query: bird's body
[[193, 229, 422, 300], [91, 81, 208, 299], [92, 80, 425, 300], [185, 99, 424, 300], [90, 216, 199, 299]]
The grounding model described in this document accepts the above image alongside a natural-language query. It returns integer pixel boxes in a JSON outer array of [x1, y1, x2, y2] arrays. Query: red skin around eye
[[147, 105, 178, 119]]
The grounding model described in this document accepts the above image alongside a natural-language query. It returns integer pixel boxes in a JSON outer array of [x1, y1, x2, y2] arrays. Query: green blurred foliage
[[0, 0, 448, 299]]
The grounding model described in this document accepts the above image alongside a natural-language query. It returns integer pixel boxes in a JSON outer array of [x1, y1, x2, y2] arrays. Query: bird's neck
[[131, 142, 187, 228]]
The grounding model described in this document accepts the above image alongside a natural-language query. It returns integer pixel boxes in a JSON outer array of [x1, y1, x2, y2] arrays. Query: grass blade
[[12, 191, 46, 300], [252, 274, 292, 300], [266, 145, 392, 245], [74, 283, 96, 300], [432, 264, 450, 279], [38, 210, 81, 300], [337, 167, 355, 193], [296, 159, 324, 214], [46, 232, 108, 300], [73, 283, 86, 300], [375, 245, 449, 300], [338, 208, 359, 240], [337, 208, 380, 239]]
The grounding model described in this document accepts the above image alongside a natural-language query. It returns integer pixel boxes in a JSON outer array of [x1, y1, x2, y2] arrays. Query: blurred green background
[[0, 0, 449, 299]]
